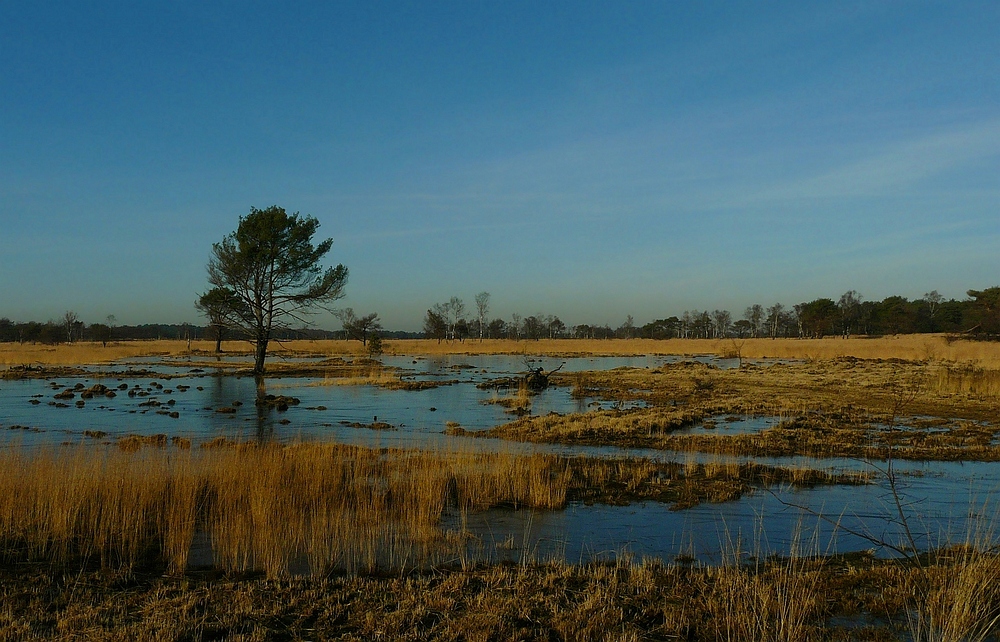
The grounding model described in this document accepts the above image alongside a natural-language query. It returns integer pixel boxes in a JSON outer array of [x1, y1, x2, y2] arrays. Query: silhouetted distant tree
[[799, 299, 838, 337], [522, 315, 545, 340], [63, 311, 79, 343], [367, 333, 384, 359], [423, 309, 447, 342], [838, 290, 862, 337], [487, 318, 506, 339], [924, 290, 944, 323], [547, 316, 566, 338], [877, 296, 912, 335], [711, 310, 731, 338], [0, 318, 14, 343], [509, 313, 522, 340], [733, 319, 753, 338], [743, 304, 764, 338], [640, 317, 680, 339], [429, 297, 466, 340], [766, 303, 784, 339], [105, 315, 117, 342], [455, 319, 471, 342], [89, 323, 112, 347], [475, 292, 490, 342], [335, 308, 381, 346], [618, 315, 636, 339], [196, 287, 240, 352], [966, 287, 1000, 334], [39, 322, 63, 345]]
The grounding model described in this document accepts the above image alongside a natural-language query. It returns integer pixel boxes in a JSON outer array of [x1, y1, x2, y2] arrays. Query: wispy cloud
[[746, 118, 1000, 203]]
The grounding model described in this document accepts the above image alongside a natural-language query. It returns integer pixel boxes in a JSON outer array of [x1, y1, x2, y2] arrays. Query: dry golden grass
[[932, 364, 1000, 399], [0, 443, 994, 639], [379, 335, 1000, 365], [481, 381, 534, 414], [7, 334, 1000, 367], [0, 338, 370, 368], [910, 547, 1000, 642], [708, 334, 1000, 365], [0, 441, 865, 581], [0, 339, 180, 365], [706, 558, 824, 641], [485, 359, 1000, 459], [0, 442, 569, 578], [268, 364, 402, 388]]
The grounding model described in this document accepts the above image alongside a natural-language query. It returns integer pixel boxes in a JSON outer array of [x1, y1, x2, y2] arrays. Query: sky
[[1, 1, 998, 331]]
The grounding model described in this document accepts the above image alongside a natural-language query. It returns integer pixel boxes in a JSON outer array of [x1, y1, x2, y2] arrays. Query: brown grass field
[[481, 358, 1000, 459], [5, 334, 1000, 367], [4, 550, 999, 641]]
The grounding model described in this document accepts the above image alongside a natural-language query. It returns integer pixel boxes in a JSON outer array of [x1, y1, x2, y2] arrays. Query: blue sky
[[2, 2, 997, 330]]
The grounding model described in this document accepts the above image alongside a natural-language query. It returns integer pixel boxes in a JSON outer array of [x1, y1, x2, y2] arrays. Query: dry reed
[[481, 381, 533, 413], [706, 559, 824, 641], [0, 440, 867, 580], [931, 363, 1000, 400], [908, 547, 1000, 642], [0, 442, 568, 578]]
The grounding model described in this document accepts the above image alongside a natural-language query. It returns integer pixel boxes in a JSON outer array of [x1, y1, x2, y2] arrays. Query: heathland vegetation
[[3, 333, 1000, 638]]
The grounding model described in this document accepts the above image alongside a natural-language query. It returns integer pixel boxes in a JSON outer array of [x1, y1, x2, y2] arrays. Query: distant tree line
[[4, 286, 999, 346], [422, 287, 1000, 341], [0, 314, 420, 345]]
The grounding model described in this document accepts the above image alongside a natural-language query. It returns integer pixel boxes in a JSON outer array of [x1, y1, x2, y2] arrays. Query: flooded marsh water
[[2, 352, 997, 566]]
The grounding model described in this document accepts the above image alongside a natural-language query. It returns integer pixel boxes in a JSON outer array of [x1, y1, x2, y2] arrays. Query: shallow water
[[0, 353, 746, 448], [674, 414, 782, 435], [452, 477, 1000, 564], [2, 353, 997, 563]]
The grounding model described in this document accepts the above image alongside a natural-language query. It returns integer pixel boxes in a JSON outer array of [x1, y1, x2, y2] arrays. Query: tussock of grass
[[481, 382, 533, 414], [568, 457, 868, 509], [706, 557, 825, 641], [908, 547, 1000, 642]]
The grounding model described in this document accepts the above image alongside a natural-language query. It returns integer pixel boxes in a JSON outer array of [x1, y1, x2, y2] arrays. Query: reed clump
[[0, 442, 568, 578], [931, 363, 1000, 400], [0, 441, 870, 580], [907, 546, 1000, 642], [481, 381, 533, 414], [705, 557, 825, 641]]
